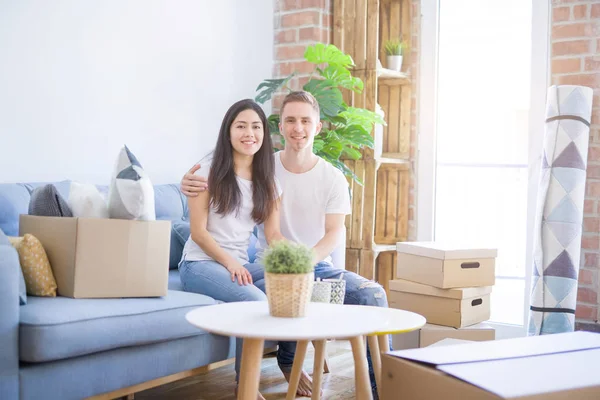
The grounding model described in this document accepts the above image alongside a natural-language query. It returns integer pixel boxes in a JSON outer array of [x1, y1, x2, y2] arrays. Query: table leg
[[311, 340, 326, 400], [367, 335, 382, 399], [378, 334, 390, 353], [285, 340, 309, 400], [350, 336, 372, 400], [238, 338, 265, 400]]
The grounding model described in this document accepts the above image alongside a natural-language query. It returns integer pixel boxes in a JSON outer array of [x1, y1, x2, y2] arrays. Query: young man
[[180, 91, 388, 399]]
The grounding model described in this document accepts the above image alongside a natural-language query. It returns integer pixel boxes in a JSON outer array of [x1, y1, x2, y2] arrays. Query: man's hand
[[181, 164, 208, 197], [226, 263, 253, 286]]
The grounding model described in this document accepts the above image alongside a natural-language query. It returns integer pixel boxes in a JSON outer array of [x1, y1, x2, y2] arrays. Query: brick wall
[[551, 0, 600, 332], [272, 0, 332, 111]]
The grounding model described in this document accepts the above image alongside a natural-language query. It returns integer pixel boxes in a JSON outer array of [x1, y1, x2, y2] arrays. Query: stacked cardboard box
[[389, 241, 497, 347]]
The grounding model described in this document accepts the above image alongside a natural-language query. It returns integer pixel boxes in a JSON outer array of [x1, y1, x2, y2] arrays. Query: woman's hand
[[226, 262, 253, 286]]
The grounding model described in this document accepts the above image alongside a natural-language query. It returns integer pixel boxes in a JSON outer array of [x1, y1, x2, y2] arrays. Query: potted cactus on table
[[263, 241, 315, 318]]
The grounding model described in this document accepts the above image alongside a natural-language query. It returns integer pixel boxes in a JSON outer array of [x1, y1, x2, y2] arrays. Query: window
[[418, 0, 550, 333]]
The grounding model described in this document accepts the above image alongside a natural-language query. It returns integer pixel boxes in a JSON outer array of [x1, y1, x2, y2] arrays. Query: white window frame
[[417, 0, 550, 338]]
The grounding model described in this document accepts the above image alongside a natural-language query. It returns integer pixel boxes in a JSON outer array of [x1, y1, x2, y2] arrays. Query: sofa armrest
[[0, 230, 20, 400]]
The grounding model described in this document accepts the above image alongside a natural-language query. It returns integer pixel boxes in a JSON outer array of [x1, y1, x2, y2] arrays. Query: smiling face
[[229, 109, 264, 157], [279, 101, 322, 153]]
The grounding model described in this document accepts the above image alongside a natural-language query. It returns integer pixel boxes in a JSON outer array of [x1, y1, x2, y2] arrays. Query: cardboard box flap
[[389, 331, 600, 366], [389, 279, 492, 299], [437, 347, 600, 398], [396, 241, 498, 260]]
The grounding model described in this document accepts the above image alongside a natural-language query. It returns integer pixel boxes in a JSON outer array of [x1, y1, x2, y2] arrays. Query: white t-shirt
[[255, 152, 352, 264], [182, 163, 282, 265]]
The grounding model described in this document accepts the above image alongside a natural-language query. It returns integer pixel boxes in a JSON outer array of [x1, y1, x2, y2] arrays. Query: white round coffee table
[[186, 301, 393, 400]]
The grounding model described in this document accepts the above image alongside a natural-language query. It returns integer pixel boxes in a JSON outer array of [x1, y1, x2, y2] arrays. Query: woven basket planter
[[265, 272, 314, 317]]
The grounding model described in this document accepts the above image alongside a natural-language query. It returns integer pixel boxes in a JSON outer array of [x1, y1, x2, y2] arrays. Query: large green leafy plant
[[255, 43, 385, 184]]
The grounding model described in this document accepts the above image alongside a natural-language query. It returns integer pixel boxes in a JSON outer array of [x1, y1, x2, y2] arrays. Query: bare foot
[[283, 369, 319, 398], [234, 385, 265, 400]]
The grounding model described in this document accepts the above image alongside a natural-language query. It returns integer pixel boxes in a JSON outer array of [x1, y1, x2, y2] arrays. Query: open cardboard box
[[20, 214, 170, 298], [381, 331, 600, 399]]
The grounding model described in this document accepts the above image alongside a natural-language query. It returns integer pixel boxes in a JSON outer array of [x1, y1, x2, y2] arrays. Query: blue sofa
[[0, 180, 345, 400]]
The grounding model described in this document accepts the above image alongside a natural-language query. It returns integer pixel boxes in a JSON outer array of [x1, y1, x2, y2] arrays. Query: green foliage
[[254, 43, 386, 185], [263, 241, 314, 275], [383, 38, 407, 56]]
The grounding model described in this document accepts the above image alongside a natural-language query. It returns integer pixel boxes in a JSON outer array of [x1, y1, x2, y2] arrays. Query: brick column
[[551, 1, 600, 332], [273, 0, 333, 111]]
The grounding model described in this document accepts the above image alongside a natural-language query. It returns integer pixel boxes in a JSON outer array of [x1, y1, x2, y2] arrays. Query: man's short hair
[[280, 91, 320, 118]]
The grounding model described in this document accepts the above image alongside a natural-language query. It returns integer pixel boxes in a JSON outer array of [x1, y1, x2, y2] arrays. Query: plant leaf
[[320, 65, 364, 93], [304, 43, 355, 68], [255, 74, 294, 104], [303, 79, 345, 119]]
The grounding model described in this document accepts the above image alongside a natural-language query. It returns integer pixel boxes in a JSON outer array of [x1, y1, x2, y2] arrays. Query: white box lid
[[396, 241, 498, 260], [389, 331, 600, 398], [389, 278, 492, 299]]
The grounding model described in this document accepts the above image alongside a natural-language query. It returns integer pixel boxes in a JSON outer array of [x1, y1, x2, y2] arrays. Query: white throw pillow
[[108, 145, 156, 220], [68, 182, 109, 218]]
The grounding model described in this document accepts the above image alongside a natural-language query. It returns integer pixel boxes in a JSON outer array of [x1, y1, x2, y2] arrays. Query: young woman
[[178, 99, 302, 399]]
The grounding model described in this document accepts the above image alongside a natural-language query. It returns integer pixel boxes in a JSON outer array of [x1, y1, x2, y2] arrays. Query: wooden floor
[[136, 341, 357, 400]]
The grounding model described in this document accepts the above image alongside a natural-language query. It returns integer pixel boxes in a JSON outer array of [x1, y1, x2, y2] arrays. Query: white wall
[[0, 0, 274, 184]]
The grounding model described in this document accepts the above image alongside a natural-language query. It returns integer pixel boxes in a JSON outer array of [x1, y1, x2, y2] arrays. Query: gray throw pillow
[[28, 184, 73, 217]]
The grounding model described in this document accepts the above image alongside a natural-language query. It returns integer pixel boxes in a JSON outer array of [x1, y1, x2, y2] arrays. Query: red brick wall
[[272, 0, 332, 110], [551, 1, 600, 332]]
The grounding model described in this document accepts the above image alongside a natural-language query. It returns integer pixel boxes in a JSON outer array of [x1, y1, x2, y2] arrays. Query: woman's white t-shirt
[[181, 163, 281, 265]]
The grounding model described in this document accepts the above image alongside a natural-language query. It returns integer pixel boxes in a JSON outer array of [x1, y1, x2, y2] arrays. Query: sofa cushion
[[0, 228, 27, 305], [155, 184, 186, 221], [168, 269, 183, 291], [169, 221, 190, 269], [0, 184, 31, 236], [19, 290, 217, 362], [28, 184, 73, 217]]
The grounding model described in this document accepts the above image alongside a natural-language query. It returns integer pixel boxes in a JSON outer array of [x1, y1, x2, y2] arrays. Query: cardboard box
[[20, 214, 170, 298], [420, 322, 495, 347], [382, 331, 600, 400], [389, 279, 491, 328], [396, 241, 497, 288], [392, 323, 495, 349], [426, 338, 474, 348]]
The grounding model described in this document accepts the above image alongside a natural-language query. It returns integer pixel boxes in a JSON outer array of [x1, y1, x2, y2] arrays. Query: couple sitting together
[[178, 90, 389, 399]]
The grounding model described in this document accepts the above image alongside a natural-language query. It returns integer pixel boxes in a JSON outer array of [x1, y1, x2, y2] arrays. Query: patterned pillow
[[108, 145, 156, 220], [28, 184, 73, 217], [8, 234, 57, 297]]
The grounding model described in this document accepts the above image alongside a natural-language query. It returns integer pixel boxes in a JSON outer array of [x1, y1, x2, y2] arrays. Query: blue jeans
[[314, 261, 390, 399], [178, 260, 298, 382]]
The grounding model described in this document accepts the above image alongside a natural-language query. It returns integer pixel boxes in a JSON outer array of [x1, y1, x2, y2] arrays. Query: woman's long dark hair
[[208, 99, 276, 224]]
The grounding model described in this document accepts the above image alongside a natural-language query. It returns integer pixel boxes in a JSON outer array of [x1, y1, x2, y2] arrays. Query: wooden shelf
[[373, 244, 397, 254], [377, 68, 411, 86]]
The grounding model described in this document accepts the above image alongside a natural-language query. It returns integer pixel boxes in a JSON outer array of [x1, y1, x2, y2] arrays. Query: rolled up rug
[[528, 85, 593, 335]]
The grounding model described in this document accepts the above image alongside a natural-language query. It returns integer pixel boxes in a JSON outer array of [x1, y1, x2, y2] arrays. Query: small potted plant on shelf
[[263, 241, 315, 318], [383, 37, 407, 72]]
